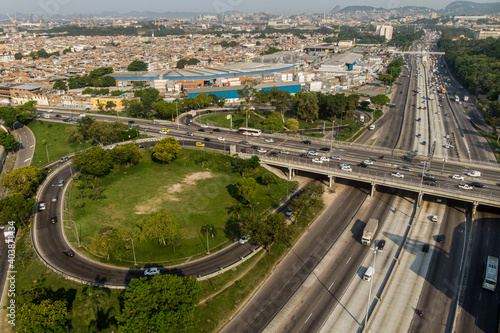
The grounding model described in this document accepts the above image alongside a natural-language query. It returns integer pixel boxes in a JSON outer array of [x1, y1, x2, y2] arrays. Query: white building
[[376, 25, 393, 41]]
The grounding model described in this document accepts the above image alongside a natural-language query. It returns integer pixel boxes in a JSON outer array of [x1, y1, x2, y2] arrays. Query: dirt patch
[[134, 171, 213, 214]]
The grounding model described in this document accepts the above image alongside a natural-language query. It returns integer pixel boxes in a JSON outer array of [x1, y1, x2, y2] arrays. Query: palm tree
[[201, 224, 216, 238], [72, 286, 110, 329]]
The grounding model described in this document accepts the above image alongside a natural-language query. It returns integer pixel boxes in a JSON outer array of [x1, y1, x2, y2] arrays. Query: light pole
[[206, 227, 212, 254], [365, 248, 378, 329], [44, 142, 50, 163], [441, 158, 447, 174], [127, 238, 137, 266], [330, 120, 335, 151], [65, 220, 81, 247], [418, 161, 427, 206]]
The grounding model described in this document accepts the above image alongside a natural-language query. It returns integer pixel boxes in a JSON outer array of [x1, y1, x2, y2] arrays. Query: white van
[[369, 125, 375, 130], [363, 267, 375, 281], [44, 114, 51, 119], [466, 171, 481, 177]]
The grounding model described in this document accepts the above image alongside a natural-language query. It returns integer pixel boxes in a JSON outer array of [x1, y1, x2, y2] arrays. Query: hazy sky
[[6, 0, 499, 16]]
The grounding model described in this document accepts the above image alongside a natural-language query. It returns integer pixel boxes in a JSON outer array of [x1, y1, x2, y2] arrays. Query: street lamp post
[[45, 143, 50, 163], [441, 158, 447, 174], [127, 238, 137, 266], [365, 248, 378, 329], [206, 227, 212, 254]]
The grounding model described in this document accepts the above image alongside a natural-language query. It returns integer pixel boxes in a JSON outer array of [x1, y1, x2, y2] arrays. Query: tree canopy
[[127, 60, 148, 71], [0, 193, 35, 227], [152, 137, 181, 164], [73, 146, 114, 177], [2, 166, 47, 197], [236, 177, 258, 204], [116, 274, 201, 332], [137, 212, 180, 250]]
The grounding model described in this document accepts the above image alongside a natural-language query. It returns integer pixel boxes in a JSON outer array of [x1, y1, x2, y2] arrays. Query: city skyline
[[4, 0, 499, 17]]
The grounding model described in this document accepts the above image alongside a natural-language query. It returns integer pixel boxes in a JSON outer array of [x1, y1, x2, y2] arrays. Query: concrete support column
[[417, 191, 423, 206], [328, 175, 334, 188], [472, 201, 478, 215], [288, 167, 293, 180], [370, 182, 375, 196]]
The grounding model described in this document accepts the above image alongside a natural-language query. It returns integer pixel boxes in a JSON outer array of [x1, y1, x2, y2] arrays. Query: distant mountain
[[332, 1, 500, 16], [440, 1, 500, 15]]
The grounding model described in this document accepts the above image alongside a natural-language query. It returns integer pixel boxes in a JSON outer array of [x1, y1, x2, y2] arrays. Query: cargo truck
[[361, 218, 379, 246]]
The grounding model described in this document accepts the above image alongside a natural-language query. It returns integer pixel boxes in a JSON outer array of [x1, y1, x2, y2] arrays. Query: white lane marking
[[305, 313, 313, 323], [30, 144, 35, 148], [346, 256, 351, 265], [24, 158, 32, 162], [329, 281, 335, 290]]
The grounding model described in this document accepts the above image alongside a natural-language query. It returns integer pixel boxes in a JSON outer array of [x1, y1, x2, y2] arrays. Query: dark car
[[300, 153, 312, 158], [50, 216, 57, 224], [270, 151, 279, 157], [198, 128, 205, 132], [203, 137, 211, 142], [55, 114, 61, 118], [301, 140, 312, 144], [416, 118, 421, 121], [469, 182, 485, 188], [320, 147, 331, 152], [398, 166, 412, 171], [423, 176, 437, 182], [63, 249, 75, 257], [423, 180, 437, 187], [437, 235, 445, 244], [251, 145, 261, 150], [422, 244, 430, 253], [358, 162, 369, 168], [376, 240, 386, 251], [213, 128, 221, 132], [240, 141, 249, 145], [240, 148, 251, 153]]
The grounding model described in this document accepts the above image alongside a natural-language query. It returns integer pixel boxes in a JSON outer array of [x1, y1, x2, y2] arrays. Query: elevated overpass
[[258, 156, 500, 210]]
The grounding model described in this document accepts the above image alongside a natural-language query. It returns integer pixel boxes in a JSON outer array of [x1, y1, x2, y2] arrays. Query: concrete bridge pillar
[[370, 182, 375, 196], [472, 201, 478, 215], [328, 175, 334, 188], [288, 167, 293, 180], [417, 191, 423, 206]]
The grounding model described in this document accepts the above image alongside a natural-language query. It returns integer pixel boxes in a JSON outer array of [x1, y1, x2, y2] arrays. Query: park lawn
[[68, 148, 292, 264], [199, 112, 264, 130], [28, 120, 92, 167]]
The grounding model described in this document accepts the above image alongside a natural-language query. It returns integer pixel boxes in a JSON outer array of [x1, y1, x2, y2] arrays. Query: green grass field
[[28, 120, 92, 167], [68, 149, 293, 264]]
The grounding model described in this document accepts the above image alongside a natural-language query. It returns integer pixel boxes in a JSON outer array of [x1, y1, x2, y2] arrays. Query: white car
[[431, 215, 438, 222], [257, 148, 267, 153], [340, 163, 350, 168], [341, 166, 352, 172], [159, 130, 169, 134], [239, 235, 250, 244], [451, 174, 464, 181], [144, 267, 160, 276], [363, 160, 374, 165], [331, 155, 342, 160], [320, 156, 330, 162], [217, 137, 225, 141], [200, 124, 208, 128], [391, 172, 404, 178], [264, 138, 274, 143], [308, 151, 318, 156], [312, 158, 323, 163], [79, 113, 85, 118], [458, 184, 473, 190], [38, 202, 46, 211], [280, 150, 289, 154]]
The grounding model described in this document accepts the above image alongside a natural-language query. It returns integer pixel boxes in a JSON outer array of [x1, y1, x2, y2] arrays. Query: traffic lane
[[222, 186, 368, 333], [279, 190, 400, 333], [410, 203, 468, 333], [12, 123, 35, 168], [456, 209, 500, 333]]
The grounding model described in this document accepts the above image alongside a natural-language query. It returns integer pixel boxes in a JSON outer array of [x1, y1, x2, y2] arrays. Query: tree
[[153, 100, 177, 119], [262, 112, 283, 131], [0, 193, 35, 227], [0, 131, 19, 150], [2, 166, 47, 197], [261, 173, 276, 189], [90, 228, 130, 260], [73, 146, 114, 177], [269, 88, 292, 122], [14, 52, 23, 60], [52, 79, 67, 91], [236, 177, 257, 204], [87, 121, 129, 144], [127, 60, 148, 71], [123, 99, 144, 118], [137, 212, 180, 250], [116, 274, 201, 332], [77, 115, 96, 140], [152, 137, 181, 164], [110, 143, 143, 166], [370, 94, 391, 107], [17, 299, 68, 333], [294, 91, 319, 122], [134, 87, 160, 113], [286, 118, 299, 132], [105, 101, 117, 113], [360, 100, 371, 110], [242, 214, 291, 252], [379, 74, 393, 85], [72, 286, 110, 330]]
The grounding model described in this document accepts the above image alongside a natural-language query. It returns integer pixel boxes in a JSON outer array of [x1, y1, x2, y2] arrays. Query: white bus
[[483, 256, 498, 291], [237, 127, 262, 136]]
